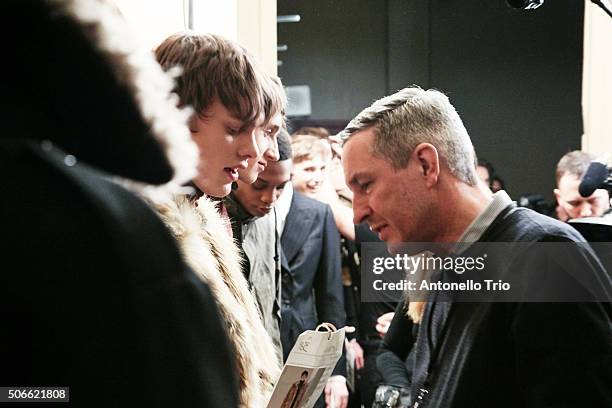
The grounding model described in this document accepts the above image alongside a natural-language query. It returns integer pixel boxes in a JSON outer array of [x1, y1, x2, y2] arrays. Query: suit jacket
[[280, 192, 346, 368]]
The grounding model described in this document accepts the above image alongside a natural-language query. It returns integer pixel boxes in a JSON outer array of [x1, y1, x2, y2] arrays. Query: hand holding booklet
[[266, 323, 345, 408]]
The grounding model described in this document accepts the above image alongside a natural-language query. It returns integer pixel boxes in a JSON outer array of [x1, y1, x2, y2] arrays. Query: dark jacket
[[280, 192, 346, 372], [0, 1, 238, 406], [1, 141, 237, 407], [411, 206, 612, 408]]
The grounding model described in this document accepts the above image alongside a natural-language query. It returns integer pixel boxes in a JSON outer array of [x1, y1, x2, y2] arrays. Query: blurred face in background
[[476, 165, 491, 186], [292, 154, 329, 196], [554, 172, 610, 219]]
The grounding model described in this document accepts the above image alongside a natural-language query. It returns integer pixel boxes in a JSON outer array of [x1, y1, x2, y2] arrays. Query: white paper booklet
[[266, 323, 346, 408]]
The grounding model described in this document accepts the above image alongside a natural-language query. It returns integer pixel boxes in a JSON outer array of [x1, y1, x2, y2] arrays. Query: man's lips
[[224, 167, 239, 182], [224, 163, 248, 182], [258, 206, 273, 214], [370, 223, 389, 237]]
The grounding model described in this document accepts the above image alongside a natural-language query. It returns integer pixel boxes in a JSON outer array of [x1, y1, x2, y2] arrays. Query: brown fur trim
[[146, 193, 280, 407]]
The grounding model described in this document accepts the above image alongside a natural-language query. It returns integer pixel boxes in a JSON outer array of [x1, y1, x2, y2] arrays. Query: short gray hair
[[339, 86, 478, 185], [555, 150, 595, 185]]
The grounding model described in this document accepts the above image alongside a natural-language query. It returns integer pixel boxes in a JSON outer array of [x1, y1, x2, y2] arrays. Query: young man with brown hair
[[155, 32, 282, 198], [149, 32, 286, 407]]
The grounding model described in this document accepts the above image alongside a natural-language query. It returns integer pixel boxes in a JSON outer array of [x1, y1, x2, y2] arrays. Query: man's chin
[[204, 183, 232, 198], [238, 172, 258, 185], [386, 241, 405, 255]]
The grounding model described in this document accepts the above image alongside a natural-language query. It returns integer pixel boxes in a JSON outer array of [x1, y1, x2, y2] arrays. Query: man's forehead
[[343, 133, 376, 178], [228, 108, 265, 128], [557, 173, 609, 200], [558, 173, 581, 192]]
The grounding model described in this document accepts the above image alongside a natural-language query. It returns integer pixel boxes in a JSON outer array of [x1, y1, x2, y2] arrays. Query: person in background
[[476, 157, 507, 194], [476, 158, 495, 189], [293, 128, 374, 407], [280, 135, 348, 408], [554, 150, 610, 221], [490, 175, 505, 193], [291, 130, 355, 241], [151, 31, 283, 407], [226, 129, 293, 363]]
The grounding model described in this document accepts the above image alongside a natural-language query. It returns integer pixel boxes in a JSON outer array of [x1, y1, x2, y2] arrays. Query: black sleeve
[[314, 204, 347, 376], [131, 267, 239, 407], [510, 241, 612, 407], [376, 299, 416, 388]]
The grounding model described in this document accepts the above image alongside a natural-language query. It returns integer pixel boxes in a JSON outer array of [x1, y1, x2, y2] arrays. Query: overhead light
[[277, 15, 301, 23]]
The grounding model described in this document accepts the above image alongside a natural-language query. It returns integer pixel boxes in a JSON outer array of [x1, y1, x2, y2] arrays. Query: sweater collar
[[453, 190, 514, 253]]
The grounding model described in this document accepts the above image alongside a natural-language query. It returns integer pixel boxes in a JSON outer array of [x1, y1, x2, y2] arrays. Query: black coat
[[0, 140, 238, 407], [280, 192, 346, 367], [0, 1, 238, 405], [411, 206, 612, 408]]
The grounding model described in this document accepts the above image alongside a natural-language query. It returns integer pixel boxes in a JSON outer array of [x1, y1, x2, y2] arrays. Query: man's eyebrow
[[348, 171, 368, 187]]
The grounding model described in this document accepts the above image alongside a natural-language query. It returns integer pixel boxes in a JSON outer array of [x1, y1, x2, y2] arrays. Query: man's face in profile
[[343, 128, 432, 247], [238, 112, 283, 184], [300, 372, 309, 383], [555, 172, 610, 220], [233, 159, 292, 217]]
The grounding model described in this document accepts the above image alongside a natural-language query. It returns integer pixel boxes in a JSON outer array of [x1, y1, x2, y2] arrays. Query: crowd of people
[[3, 1, 611, 408]]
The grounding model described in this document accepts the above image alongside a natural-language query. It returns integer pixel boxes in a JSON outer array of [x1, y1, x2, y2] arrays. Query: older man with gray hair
[[340, 86, 611, 407]]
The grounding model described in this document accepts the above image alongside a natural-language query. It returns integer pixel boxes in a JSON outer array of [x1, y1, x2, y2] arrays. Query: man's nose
[[352, 195, 371, 225], [261, 189, 274, 205], [263, 137, 280, 162], [579, 203, 593, 218], [237, 129, 261, 160]]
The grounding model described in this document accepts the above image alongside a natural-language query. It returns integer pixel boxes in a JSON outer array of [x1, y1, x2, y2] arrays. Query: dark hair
[[277, 129, 293, 161], [491, 175, 506, 192], [155, 32, 266, 125], [301, 370, 309, 377]]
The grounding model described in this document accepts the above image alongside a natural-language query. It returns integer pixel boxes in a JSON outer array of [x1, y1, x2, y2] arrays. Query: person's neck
[[225, 192, 257, 224], [433, 177, 493, 243]]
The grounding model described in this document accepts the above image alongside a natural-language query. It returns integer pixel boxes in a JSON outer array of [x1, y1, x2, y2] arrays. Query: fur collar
[[146, 192, 281, 407]]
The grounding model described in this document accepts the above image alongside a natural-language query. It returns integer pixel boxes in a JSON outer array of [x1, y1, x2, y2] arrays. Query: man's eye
[[361, 182, 371, 192], [265, 126, 279, 136], [227, 127, 240, 136]]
